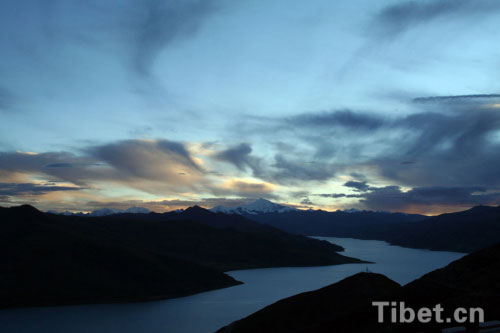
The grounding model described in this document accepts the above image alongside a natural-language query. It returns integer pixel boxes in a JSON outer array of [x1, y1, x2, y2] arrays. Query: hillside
[[219, 242, 500, 333], [221, 200, 500, 253], [386, 205, 500, 253], [0, 205, 362, 308]]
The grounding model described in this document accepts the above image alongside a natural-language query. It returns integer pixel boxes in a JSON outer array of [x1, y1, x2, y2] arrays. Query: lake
[[0, 237, 465, 333]]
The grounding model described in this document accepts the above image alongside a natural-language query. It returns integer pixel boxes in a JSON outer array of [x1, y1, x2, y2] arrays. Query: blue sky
[[1, 0, 500, 214]]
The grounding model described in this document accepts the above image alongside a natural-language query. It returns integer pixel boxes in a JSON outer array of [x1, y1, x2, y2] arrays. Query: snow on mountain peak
[[89, 206, 150, 216], [210, 198, 298, 215]]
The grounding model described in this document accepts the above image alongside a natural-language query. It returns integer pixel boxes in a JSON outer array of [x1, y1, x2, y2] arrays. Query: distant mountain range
[[0, 205, 362, 308], [48, 206, 151, 217], [48, 198, 368, 217], [211, 198, 298, 214], [46, 198, 500, 253], [211, 198, 374, 215], [210, 199, 500, 253], [219, 241, 500, 332]]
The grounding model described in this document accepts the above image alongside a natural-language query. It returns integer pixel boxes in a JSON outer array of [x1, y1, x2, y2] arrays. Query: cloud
[[0, 182, 83, 196], [0, 87, 15, 111], [315, 193, 364, 199], [220, 179, 275, 198], [0, 1, 221, 105], [300, 197, 314, 205], [375, 97, 500, 187], [87, 139, 203, 182], [213, 142, 266, 179], [358, 185, 500, 213], [51, 197, 264, 212], [214, 143, 253, 170], [250, 94, 500, 188], [0, 139, 283, 202], [126, 0, 218, 79], [372, 0, 500, 38], [45, 163, 77, 168], [413, 94, 500, 104], [272, 154, 336, 183], [344, 180, 371, 192], [0, 139, 206, 194], [288, 110, 384, 131]]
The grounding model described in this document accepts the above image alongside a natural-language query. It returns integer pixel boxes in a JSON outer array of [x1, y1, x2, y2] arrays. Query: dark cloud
[[315, 193, 364, 199], [0, 182, 83, 196], [316, 193, 346, 198], [0, 194, 12, 204], [128, 0, 218, 79], [268, 94, 500, 189], [288, 190, 310, 198], [272, 155, 336, 183], [0, 151, 96, 186], [372, 0, 500, 38], [344, 180, 371, 192], [377, 102, 500, 187], [215, 143, 253, 170], [45, 163, 76, 168], [300, 198, 314, 205], [88, 139, 202, 181], [413, 94, 500, 104], [359, 185, 500, 212], [213, 142, 337, 186], [0, 139, 205, 194], [214, 143, 264, 178], [289, 110, 384, 131]]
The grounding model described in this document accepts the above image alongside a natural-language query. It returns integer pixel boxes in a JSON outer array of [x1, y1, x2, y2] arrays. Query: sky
[[1, 0, 500, 215]]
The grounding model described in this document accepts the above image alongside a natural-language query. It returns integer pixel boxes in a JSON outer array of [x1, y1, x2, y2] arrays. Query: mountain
[[0, 205, 239, 308], [239, 208, 424, 240], [384, 204, 500, 253], [48, 206, 151, 217], [108, 205, 352, 264], [218, 242, 500, 333], [211, 198, 298, 214], [88, 206, 151, 216], [0, 205, 362, 308], [218, 273, 401, 333], [221, 201, 500, 253]]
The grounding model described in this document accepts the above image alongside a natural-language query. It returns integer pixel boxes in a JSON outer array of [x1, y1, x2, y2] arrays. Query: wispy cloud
[[0, 86, 15, 112], [0, 182, 84, 196], [127, 0, 218, 79], [371, 0, 500, 39]]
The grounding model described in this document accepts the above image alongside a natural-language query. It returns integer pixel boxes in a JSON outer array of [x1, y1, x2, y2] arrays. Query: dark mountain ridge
[[236, 204, 500, 253], [0, 205, 362, 308], [219, 242, 500, 333]]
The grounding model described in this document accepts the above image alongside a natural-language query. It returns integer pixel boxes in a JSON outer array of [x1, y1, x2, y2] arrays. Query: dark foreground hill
[[0, 205, 362, 308], [218, 242, 500, 333], [385, 205, 500, 253], [244, 205, 500, 253]]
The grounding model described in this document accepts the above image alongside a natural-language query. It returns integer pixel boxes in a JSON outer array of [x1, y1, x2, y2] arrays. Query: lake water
[[0, 237, 465, 333]]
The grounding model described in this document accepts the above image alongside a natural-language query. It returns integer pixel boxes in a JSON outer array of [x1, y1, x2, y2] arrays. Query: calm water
[[0, 237, 464, 333]]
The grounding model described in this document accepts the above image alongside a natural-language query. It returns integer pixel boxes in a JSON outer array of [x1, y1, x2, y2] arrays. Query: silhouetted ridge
[[219, 242, 500, 333], [184, 205, 209, 214], [228, 203, 500, 253], [0, 205, 361, 308]]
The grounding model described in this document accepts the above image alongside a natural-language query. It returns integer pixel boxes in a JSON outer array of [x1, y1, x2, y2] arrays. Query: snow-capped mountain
[[48, 206, 150, 217], [89, 206, 150, 216], [210, 198, 298, 215], [342, 208, 364, 213]]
